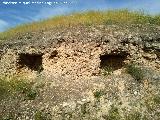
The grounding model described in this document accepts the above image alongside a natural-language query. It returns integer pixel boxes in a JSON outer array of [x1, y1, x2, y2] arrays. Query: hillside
[[0, 10, 160, 120], [0, 10, 160, 40]]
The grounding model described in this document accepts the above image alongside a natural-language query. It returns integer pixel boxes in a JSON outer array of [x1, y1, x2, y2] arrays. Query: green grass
[[0, 76, 37, 100], [0, 9, 160, 40]]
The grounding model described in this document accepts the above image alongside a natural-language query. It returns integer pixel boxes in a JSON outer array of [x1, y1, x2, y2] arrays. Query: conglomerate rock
[[0, 24, 160, 120], [0, 24, 159, 77]]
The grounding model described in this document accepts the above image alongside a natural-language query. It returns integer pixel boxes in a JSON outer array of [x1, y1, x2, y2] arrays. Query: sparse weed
[[145, 94, 160, 112], [103, 66, 113, 76], [153, 95, 160, 104], [35, 111, 47, 120], [34, 110, 51, 120], [0, 78, 12, 100], [125, 111, 142, 120], [105, 105, 121, 120], [126, 64, 144, 82], [93, 90, 105, 99], [1, 115, 14, 120], [81, 103, 87, 115]]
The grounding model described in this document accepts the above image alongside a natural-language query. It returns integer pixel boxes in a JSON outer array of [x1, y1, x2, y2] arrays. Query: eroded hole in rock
[[49, 50, 58, 59], [100, 53, 128, 71], [17, 53, 43, 72]]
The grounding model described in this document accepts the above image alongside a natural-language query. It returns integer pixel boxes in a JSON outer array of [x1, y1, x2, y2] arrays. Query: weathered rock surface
[[0, 24, 160, 120], [0, 24, 160, 77]]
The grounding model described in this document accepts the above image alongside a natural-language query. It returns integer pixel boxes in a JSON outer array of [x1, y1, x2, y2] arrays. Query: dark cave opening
[[100, 53, 128, 71], [17, 53, 43, 72]]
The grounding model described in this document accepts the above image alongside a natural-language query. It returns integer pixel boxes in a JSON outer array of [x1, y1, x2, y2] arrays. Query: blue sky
[[0, 0, 160, 32]]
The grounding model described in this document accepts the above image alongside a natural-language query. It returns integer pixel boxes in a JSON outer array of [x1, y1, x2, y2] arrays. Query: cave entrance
[[100, 53, 128, 71], [17, 53, 43, 72]]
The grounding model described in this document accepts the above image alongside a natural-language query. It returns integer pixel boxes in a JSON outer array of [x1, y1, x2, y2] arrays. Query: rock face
[[0, 24, 160, 77], [0, 24, 160, 120]]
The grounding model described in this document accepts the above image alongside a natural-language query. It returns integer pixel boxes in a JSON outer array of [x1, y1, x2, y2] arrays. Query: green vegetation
[[1, 114, 15, 120], [126, 64, 144, 82], [93, 90, 105, 99], [81, 103, 89, 115], [153, 95, 160, 104], [0, 9, 160, 40], [145, 94, 160, 112], [104, 105, 121, 120], [35, 111, 48, 120], [124, 95, 160, 120], [0, 76, 37, 101], [0, 77, 12, 100], [102, 66, 113, 76], [125, 111, 142, 120]]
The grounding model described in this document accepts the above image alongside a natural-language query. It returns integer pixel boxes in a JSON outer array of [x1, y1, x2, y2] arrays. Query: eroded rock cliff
[[0, 24, 160, 120]]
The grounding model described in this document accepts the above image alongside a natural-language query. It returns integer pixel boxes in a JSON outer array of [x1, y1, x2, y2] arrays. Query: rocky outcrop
[[0, 24, 159, 78], [0, 24, 160, 120]]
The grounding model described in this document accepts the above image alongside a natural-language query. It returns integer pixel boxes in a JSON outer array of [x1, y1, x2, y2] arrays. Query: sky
[[0, 0, 160, 32]]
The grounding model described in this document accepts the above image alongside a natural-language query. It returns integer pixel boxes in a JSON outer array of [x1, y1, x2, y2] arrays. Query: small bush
[[126, 64, 144, 82]]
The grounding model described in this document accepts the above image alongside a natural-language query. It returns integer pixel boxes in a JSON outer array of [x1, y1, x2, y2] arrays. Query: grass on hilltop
[[0, 9, 160, 40]]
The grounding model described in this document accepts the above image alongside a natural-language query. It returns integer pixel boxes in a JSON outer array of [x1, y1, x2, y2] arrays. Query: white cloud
[[33, 7, 71, 21], [115, 0, 160, 14], [0, 19, 9, 32]]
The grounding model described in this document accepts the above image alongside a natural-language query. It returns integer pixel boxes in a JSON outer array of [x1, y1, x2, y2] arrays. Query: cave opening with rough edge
[[17, 53, 43, 72], [100, 52, 128, 71]]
